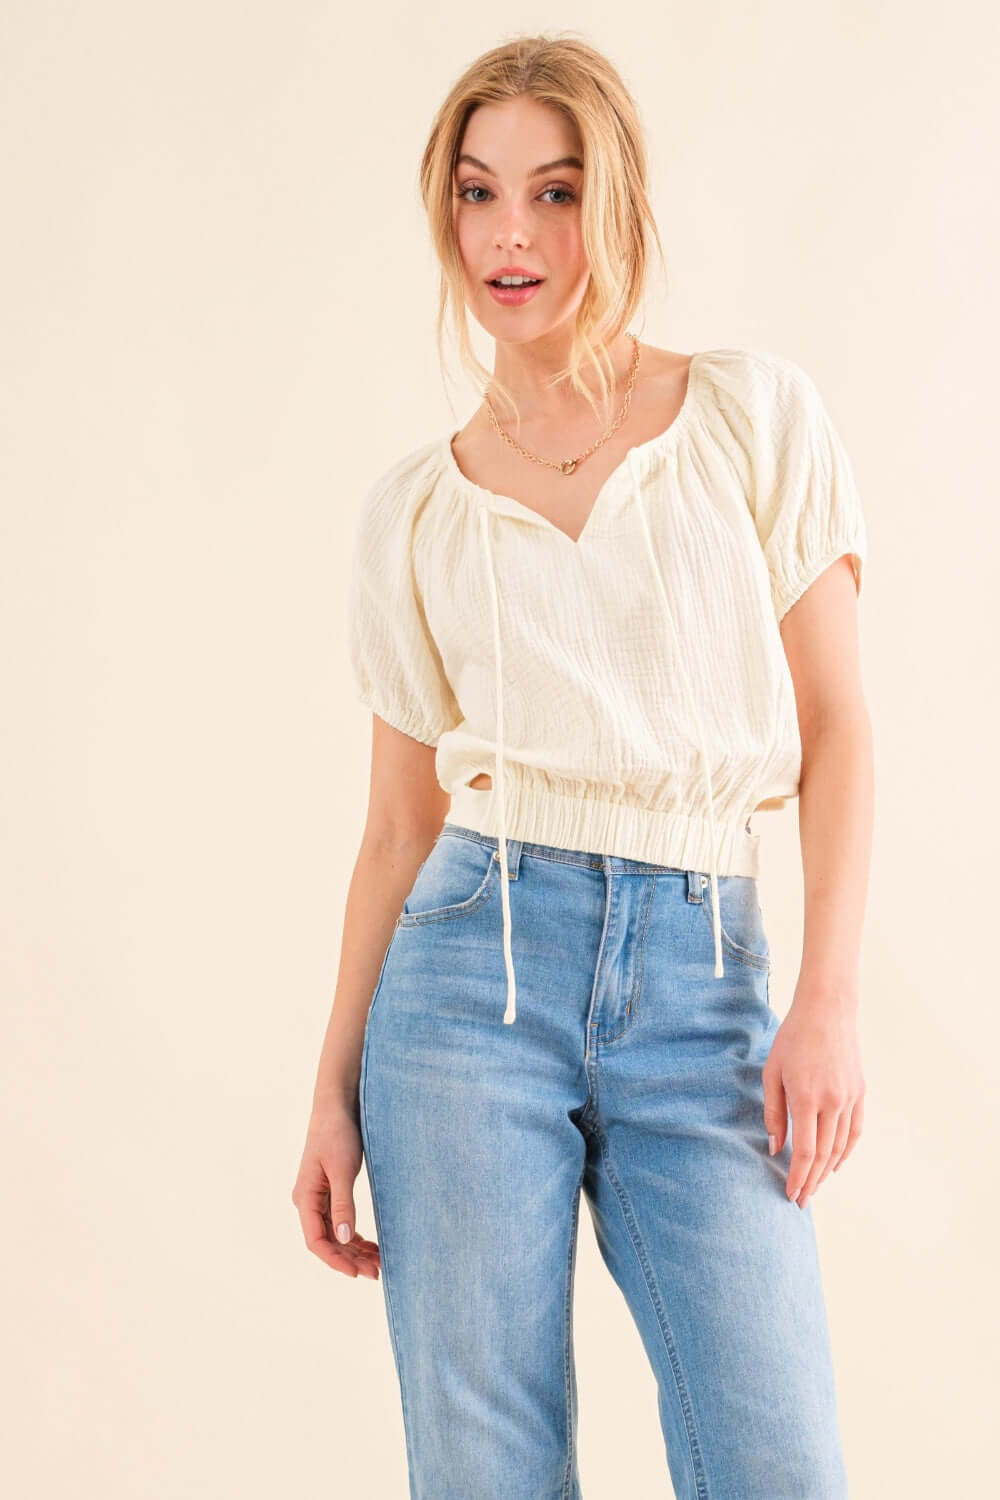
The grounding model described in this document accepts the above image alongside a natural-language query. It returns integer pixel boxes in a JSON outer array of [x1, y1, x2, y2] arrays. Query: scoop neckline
[[439, 349, 709, 545]]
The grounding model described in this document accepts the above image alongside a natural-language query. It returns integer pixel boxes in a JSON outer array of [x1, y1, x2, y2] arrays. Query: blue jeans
[[359, 823, 849, 1499]]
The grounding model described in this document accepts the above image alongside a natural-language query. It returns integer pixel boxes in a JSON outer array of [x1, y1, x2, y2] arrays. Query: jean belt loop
[[494, 837, 523, 880]]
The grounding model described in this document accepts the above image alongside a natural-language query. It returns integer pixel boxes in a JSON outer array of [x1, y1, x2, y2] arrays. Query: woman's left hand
[[761, 986, 866, 1208]]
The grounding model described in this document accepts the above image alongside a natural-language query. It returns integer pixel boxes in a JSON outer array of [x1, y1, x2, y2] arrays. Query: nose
[[493, 200, 532, 248]]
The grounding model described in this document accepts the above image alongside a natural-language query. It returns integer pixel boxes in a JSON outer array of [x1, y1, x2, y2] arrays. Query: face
[[452, 95, 588, 344]]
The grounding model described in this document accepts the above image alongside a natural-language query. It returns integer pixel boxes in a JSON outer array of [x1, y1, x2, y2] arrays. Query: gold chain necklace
[[482, 332, 642, 476]]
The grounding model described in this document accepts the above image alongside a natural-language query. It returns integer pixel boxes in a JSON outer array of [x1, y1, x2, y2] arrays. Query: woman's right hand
[[291, 1106, 381, 1280]]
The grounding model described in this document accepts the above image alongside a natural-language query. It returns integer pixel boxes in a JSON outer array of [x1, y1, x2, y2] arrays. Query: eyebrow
[[455, 153, 584, 178]]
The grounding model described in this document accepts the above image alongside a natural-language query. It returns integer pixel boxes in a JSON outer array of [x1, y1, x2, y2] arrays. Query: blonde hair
[[418, 32, 667, 431]]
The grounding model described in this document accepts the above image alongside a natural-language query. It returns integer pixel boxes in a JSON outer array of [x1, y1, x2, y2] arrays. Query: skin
[[292, 95, 871, 1280]]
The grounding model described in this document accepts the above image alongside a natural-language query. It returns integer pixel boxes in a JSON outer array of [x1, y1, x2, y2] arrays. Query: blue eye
[[454, 184, 577, 205]]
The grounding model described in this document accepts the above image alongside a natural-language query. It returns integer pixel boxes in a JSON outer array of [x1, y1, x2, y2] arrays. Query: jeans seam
[[360, 1040, 419, 1495], [584, 867, 616, 1075], [561, 1159, 586, 1500], [599, 875, 656, 1043], [594, 1122, 711, 1500]]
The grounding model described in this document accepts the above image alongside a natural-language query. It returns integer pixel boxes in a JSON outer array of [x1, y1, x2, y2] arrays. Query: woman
[[293, 33, 871, 1500]]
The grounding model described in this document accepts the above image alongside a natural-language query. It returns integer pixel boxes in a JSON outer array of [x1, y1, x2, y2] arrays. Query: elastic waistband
[[440, 821, 751, 880], [446, 780, 760, 879]]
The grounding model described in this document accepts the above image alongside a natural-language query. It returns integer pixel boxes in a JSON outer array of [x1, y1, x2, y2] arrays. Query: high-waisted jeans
[[359, 822, 849, 1499]]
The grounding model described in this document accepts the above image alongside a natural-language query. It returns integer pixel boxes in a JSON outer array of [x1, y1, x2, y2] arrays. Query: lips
[[486, 265, 545, 282], [486, 279, 545, 306]]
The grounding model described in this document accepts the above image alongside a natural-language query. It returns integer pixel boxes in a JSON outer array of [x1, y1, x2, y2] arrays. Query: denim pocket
[[700, 875, 771, 971], [397, 832, 499, 926]]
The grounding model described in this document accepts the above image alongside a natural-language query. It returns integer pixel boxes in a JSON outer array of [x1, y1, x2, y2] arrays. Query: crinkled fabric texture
[[346, 347, 867, 878]]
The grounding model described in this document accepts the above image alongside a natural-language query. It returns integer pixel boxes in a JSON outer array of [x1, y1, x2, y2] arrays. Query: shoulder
[[356, 437, 446, 522], [693, 348, 834, 455], [695, 346, 819, 406], [351, 436, 451, 560]]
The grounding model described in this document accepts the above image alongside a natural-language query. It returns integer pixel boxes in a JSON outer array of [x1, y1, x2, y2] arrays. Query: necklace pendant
[[560, 458, 577, 475]]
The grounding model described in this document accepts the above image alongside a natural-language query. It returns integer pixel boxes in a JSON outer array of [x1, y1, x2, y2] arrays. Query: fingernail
[[768, 1134, 777, 1155], [336, 1222, 352, 1243]]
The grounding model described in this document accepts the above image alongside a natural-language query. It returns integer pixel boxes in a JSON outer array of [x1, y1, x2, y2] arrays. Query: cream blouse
[[347, 347, 868, 1025]]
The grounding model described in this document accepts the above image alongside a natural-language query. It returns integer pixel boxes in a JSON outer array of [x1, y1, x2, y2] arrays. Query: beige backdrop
[[3, 3, 998, 1496]]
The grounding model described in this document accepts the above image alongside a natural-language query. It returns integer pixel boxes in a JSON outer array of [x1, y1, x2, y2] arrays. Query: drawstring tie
[[478, 507, 518, 1023], [629, 450, 724, 979], [477, 455, 726, 1032]]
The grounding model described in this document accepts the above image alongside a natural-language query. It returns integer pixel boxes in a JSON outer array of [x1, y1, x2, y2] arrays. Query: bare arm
[[782, 554, 873, 1001], [761, 553, 873, 1208], [292, 713, 450, 1277], [313, 713, 452, 1118]]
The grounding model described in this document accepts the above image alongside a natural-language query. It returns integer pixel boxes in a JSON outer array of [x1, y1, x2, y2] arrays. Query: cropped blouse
[[347, 347, 868, 1026]]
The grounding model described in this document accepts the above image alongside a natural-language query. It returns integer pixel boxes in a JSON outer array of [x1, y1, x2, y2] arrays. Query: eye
[[453, 184, 578, 206]]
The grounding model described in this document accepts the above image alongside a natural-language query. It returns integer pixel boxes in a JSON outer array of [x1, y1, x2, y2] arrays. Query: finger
[[796, 1107, 839, 1208], [340, 1232, 381, 1268], [350, 1234, 380, 1255], [299, 1205, 365, 1275], [833, 1092, 865, 1171], [335, 1242, 380, 1279], [317, 1205, 380, 1279], [785, 1099, 817, 1203], [815, 1108, 853, 1186], [295, 1187, 379, 1278], [762, 1064, 788, 1156], [324, 1174, 360, 1250]]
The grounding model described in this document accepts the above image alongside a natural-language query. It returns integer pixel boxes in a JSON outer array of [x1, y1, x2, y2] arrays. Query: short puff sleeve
[[347, 447, 461, 747], [749, 355, 868, 623]]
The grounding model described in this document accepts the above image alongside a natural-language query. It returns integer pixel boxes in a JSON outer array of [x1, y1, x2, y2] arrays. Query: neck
[[488, 330, 636, 422]]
